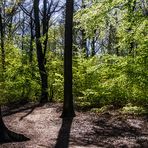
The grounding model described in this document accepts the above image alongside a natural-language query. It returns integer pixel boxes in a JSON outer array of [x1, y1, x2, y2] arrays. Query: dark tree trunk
[[29, 11, 34, 65], [107, 25, 113, 55], [42, 0, 48, 58], [81, 29, 88, 57], [34, 0, 49, 103], [61, 0, 75, 118], [0, 8, 5, 70], [8, 16, 13, 39], [21, 13, 25, 51], [81, 0, 88, 57], [0, 107, 29, 142], [91, 37, 96, 56], [127, 0, 136, 56]]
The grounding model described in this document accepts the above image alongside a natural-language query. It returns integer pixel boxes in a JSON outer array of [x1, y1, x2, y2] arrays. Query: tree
[[0, 6, 5, 70], [33, 0, 61, 103], [61, 0, 75, 118], [33, 0, 49, 103]]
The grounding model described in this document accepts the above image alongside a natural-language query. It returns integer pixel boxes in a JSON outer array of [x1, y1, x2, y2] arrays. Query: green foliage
[[0, 0, 147, 113], [73, 55, 127, 107], [91, 105, 114, 113], [46, 51, 64, 101], [72, 0, 148, 110], [0, 41, 40, 105], [122, 103, 148, 115], [72, 53, 148, 108]]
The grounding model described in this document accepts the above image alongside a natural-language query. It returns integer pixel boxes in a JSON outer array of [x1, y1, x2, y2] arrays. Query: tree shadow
[[70, 113, 148, 147], [0, 128, 30, 144], [19, 104, 39, 121], [54, 118, 73, 148], [2, 103, 40, 117]]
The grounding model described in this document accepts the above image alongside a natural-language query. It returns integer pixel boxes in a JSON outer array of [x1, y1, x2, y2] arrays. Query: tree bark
[[29, 12, 34, 64], [81, 29, 88, 57], [127, 0, 136, 56], [91, 36, 96, 56], [81, 0, 88, 57], [0, 7, 5, 70], [34, 0, 49, 103], [42, 0, 48, 58], [61, 0, 75, 118]]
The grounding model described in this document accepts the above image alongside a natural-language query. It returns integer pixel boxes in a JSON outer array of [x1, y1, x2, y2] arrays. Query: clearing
[[1, 103, 148, 148]]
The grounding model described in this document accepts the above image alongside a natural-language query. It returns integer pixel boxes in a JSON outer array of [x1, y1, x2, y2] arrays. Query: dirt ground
[[0, 103, 148, 148]]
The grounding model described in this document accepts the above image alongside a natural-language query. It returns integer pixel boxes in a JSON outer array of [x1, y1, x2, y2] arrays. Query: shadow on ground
[[55, 118, 73, 148], [69, 112, 148, 147], [2, 103, 41, 117], [0, 129, 30, 144]]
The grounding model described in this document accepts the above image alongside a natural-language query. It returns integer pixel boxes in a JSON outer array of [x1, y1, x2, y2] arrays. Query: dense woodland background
[[0, 0, 148, 113]]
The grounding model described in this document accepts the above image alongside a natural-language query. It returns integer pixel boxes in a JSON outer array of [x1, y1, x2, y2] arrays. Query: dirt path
[[1, 103, 148, 148]]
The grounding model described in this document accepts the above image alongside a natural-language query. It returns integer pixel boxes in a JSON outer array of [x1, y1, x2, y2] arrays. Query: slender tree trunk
[[128, 0, 136, 55], [107, 25, 112, 55], [0, 8, 5, 70], [61, 0, 75, 118], [8, 16, 13, 39], [43, 0, 48, 58], [21, 13, 25, 51], [81, 0, 88, 57], [34, 0, 49, 103], [29, 12, 34, 64], [81, 29, 88, 57], [91, 37, 96, 56]]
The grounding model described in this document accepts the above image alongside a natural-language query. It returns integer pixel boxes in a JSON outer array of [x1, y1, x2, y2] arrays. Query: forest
[[0, 0, 148, 147]]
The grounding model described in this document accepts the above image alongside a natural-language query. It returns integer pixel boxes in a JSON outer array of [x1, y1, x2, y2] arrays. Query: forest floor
[[0, 103, 148, 148]]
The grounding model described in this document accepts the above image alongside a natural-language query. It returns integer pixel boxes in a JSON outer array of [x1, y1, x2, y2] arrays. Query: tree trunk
[[81, 0, 88, 57], [127, 0, 136, 56], [0, 7, 5, 70], [91, 37, 95, 56], [34, 0, 49, 103], [29, 12, 34, 65], [42, 0, 48, 58], [21, 12, 25, 51], [81, 29, 88, 57], [61, 0, 75, 118]]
